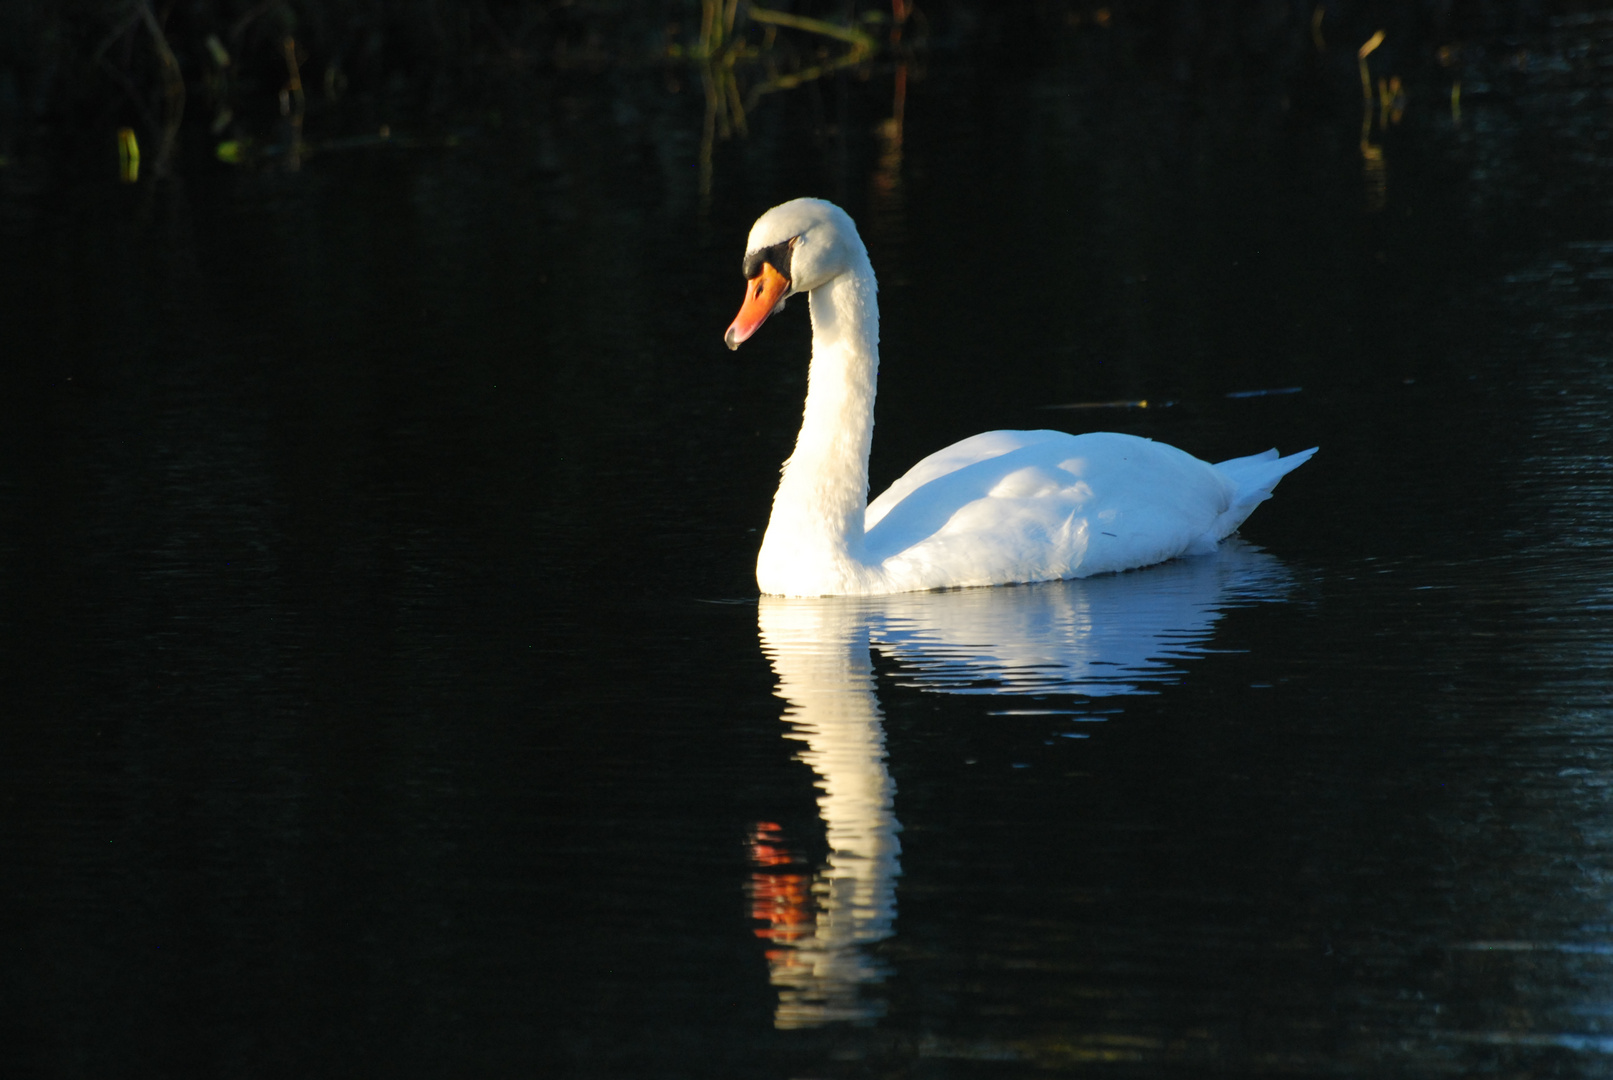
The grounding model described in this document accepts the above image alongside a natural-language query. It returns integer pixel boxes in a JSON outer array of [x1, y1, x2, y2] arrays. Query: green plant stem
[[745, 5, 875, 54]]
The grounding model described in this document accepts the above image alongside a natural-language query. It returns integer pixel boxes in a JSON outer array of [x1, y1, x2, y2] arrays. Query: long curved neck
[[757, 265, 880, 595]]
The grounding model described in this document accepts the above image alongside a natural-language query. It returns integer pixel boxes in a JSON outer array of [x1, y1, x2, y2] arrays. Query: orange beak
[[725, 262, 791, 351]]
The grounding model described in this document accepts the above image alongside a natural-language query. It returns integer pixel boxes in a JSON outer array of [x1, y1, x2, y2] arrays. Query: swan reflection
[[750, 539, 1294, 1028]]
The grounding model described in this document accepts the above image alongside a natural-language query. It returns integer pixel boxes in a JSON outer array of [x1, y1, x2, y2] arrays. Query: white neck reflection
[[754, 599, 901, 1028], [751, 540, 1293, 1028]]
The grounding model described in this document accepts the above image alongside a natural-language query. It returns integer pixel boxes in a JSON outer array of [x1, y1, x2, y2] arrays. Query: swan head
[[725, 198, 871, 350]]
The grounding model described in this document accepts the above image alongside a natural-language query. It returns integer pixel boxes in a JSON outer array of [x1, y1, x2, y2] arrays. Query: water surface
[[3, 17, 1613, 1077]]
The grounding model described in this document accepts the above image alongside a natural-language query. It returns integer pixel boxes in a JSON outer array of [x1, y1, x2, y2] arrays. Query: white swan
[[726, 197, 1315, 597]]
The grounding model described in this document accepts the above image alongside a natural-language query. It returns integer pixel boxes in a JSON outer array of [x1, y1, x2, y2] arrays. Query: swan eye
[[742, 240, 796, 286]]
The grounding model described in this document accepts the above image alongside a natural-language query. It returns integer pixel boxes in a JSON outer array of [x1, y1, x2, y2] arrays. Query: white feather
[[739, 198, 1315, 597]]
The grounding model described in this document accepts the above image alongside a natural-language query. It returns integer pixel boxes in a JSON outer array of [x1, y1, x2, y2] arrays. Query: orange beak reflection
[[725, 262, 791, 351]]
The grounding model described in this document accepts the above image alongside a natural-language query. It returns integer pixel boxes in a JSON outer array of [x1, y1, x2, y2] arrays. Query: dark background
[[4, 2, 1613, 1077]]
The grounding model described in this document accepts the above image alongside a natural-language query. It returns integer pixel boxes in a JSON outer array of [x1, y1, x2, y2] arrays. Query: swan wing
[[864, 429, 1069, 530], [863, 431, 1242, 589]]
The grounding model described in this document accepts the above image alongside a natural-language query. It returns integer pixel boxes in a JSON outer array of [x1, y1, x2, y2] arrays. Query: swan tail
[[1208, 446, 1318, 541]]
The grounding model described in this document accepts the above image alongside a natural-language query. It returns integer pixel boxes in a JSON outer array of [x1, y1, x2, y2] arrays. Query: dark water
[[4, 21, 1613, 1078]]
